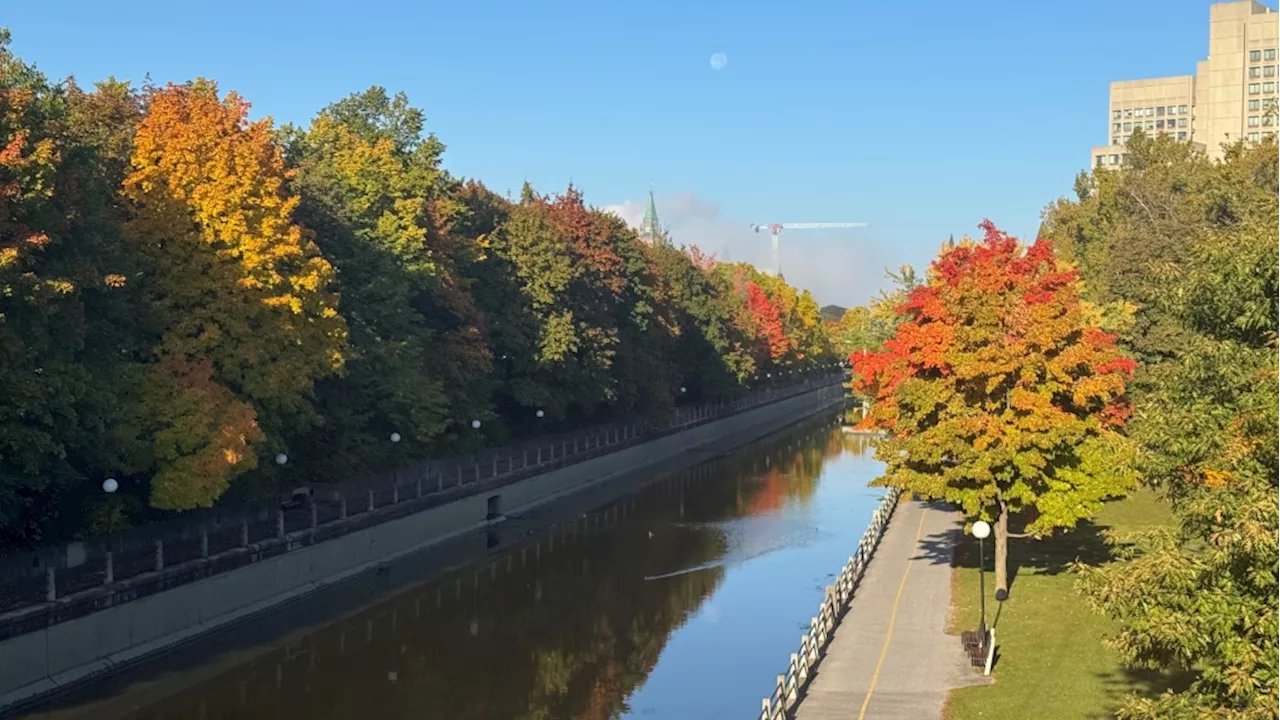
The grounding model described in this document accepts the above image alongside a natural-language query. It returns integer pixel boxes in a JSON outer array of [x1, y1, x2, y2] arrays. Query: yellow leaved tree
[[122, 81, 347, 509]]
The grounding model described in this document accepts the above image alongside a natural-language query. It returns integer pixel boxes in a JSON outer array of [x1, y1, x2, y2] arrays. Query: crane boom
[[777, 222, 868, 230], [749, 221, 869, 275]]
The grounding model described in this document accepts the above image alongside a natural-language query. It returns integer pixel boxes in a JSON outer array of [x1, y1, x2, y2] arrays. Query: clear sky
[[4, 0, 1234, 306]]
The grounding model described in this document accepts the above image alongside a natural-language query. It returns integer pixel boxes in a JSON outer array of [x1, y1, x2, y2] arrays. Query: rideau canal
[[23, 413, 886, 720]]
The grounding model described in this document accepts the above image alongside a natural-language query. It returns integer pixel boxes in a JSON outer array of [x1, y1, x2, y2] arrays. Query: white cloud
[[602, 192, 893, 309]]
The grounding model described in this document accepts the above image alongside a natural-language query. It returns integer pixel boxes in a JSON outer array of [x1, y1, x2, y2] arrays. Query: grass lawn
[[944, 489, 1186, 720]]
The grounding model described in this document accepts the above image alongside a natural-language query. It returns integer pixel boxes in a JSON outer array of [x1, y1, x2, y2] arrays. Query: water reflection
[[25, 418, 883, 720]]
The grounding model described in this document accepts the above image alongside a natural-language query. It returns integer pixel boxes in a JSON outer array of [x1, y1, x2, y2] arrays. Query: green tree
[[1042, 132, 1212, 381], [1073, 138, 1279, 719], [0, 38, 143, 545], [283, 88, 472, 474]]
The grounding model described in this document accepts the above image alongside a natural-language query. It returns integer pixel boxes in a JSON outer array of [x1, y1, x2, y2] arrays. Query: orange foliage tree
[[122, 81, 347, 508], [853, 221, 1139, 593]]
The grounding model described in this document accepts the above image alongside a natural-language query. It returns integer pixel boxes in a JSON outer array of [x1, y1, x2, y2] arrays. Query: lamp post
[[102, 478, 119, 494], [971, 520, 992, 658]]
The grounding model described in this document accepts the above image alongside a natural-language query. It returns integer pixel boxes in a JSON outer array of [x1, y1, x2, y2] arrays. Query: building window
[[1096, 155, 1104, 168], [1113, 122, 1121, 132], [1146, 107, 1155, 117], [1248, 116, 1261, 127], [1249, 83, 1261, 94], [1265, 82, 1276, 93], [1178, 117, 1188, 128], [1178, 104, 1188, 114], [1265, 115, 1275, 127], [1250, 50, 1262, 62], [1249, 99, 1261, 110], [1112, 136, 1121, 145], [1247, 132, 1261, 142], [1249, 66, 1261, 78], [1156, 119, 1166, 129], [1267, 66, 1277, 78], [1109, 154, 1120, 164], [1112, 109, 1121, 119], [1156, 106, 1165, 116], [1267, 49, 1277, 61], [1123, 108, 1133, 118], [1123, 122, 1132, 131], [1265, 98, 1279, 109], [1145, 120, 1155, 130], [1177, 131, 1187, 140]]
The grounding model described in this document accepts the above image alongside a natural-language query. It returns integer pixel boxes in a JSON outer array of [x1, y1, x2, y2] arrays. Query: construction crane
[[749, 222, 868, 276]]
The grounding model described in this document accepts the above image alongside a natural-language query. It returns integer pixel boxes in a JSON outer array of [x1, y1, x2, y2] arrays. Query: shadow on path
[[911, 506, 1113, 597]]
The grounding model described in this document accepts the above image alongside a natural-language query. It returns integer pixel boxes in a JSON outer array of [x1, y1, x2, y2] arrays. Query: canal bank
[[1, 382, 847, 715], [19, 412, 887, 720]]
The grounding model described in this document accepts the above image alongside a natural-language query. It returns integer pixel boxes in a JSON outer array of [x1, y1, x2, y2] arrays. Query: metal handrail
[[758, 488, 901, 720], [0, 372, 848, 625]]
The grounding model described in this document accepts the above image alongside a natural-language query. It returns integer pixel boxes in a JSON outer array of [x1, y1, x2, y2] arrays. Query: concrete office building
[[1091, 0, 1279, 169]]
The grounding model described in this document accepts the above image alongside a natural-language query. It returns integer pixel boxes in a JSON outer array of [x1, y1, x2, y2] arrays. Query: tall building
[[637, 188, 668, 244], [1091, 0, 1278, 169]]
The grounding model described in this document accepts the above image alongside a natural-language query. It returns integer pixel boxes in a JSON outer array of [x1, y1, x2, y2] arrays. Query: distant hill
[[820, 304, 847, 323]]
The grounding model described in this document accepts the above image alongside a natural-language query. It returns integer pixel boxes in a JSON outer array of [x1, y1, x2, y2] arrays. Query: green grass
[[944, 490, 1185, 720]]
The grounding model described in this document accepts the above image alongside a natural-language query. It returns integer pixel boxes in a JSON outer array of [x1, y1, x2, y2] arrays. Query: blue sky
[[5, 0, 1232, 305]]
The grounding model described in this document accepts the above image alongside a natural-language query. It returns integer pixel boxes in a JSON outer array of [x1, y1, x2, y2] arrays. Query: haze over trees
[[0, 36, 836, 548]]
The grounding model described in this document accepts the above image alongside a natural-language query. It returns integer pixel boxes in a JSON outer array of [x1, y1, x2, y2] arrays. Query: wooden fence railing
[[757, 488, 901, 720]]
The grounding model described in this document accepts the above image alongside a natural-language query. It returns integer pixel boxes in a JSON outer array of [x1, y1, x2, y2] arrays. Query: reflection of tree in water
[[108, 415, 849, 720]]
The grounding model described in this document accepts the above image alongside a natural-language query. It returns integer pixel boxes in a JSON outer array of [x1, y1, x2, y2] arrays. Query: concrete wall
[[0, 384, 845, 713]]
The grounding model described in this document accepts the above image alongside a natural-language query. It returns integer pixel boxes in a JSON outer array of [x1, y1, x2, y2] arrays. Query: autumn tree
[[853, 222, 1139, 593], [121, 81, 347, 508]]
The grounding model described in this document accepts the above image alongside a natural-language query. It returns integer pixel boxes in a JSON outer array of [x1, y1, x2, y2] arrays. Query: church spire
[[638, 186, 664, 244]]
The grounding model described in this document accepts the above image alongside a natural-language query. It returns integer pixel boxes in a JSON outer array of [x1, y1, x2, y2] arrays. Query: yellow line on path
[[856, 505, 929, 720]]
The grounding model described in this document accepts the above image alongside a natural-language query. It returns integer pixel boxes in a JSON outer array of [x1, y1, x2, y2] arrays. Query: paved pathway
[[793, 498, 990, 720]]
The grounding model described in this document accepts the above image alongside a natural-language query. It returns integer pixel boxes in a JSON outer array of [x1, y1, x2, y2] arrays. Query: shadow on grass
[[912, 505, 1114, 598], [1085, 666, 1198, 719]]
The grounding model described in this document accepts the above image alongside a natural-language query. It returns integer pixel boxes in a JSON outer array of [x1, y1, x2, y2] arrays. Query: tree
[[122, 81, 347, 507], [1072, 138, 1278, 719], [0, 37, 145, 545], [282, 88, 469, 472], [852, 221, 1139, 593], [1042, 132, 1212, 378]]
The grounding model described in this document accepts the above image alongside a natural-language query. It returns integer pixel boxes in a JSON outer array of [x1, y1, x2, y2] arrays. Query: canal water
[[23, 416, 885, 720]]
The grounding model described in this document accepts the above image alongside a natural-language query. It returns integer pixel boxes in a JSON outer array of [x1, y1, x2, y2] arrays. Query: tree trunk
[[994, 497, 1010, 594]]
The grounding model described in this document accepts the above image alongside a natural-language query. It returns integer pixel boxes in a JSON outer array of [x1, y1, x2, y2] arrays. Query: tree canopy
[[1056, 136, 1279, 719], [852, 221, 1139, 593], [0, 38, 842, 547]]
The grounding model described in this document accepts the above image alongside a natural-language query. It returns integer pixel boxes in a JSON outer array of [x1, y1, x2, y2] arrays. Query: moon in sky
[[710, 52, 728, 70]]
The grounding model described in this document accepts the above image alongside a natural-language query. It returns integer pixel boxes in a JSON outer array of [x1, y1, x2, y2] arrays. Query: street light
[[471, 420, 482, 430], [275, 453, 288, 466], [971, 520, 992, 658], [680, 386, 687, 394], [102, 478, 119, 494], [390, 432, 402, 443], [535, 409, 544, 418]]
